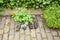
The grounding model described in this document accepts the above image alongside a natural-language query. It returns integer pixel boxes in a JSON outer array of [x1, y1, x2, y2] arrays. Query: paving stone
[[10, 19, 14, 29], [0, 29, 3, 34], [37, 16, 43, 26], [38, 22, 43, 28], [9, 29, 15, 35], [25, 35, 30, 40], [31, 29, 36, 38], [9, 19, 15, 35], [58, 31, 60, 36], [25, 27, 30, 35], [14, 32, 19, 40], [0, 17, 2, 29], [36, 28, 40, 33], [36, 33, 42, 40], [36, 28, 42, 40], [14, 22, 20, 40], [54, 37, 60, 40], [20, 34, 24, 40], [37, 16, 42, 21], [0, 17, 6, 29], [51, 30, 58, 36], [20, 29, 24, 34], [47, 33, 54, 40], [32, 38, 37, 40], [43, 38, 48, 40], [3, 34, 8, 40], [4, 19, 10, 33], [1, 17, 6, 23], [0, 17, 2, 22], [9, 35, 14, 40], [40, 27, 47, 38], [5, 18, 10, 26], [4, 25, 9, 33], [25, 27, 30, 40], [1, 15, 60, 40], [20, 27, 25, 40], [41, 14, 43, 18], [0, 35, 2, 40], [45, 27, 51, 33]]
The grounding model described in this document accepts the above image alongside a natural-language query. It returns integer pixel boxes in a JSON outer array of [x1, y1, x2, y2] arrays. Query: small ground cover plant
[[12, 8, 34, 30], [43, 5, 60, 28]]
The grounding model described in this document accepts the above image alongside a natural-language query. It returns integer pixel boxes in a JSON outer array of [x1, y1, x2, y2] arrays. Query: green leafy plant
[[0, 0, 3, 3], [12, 8, 34, 25], [0, 0, 60, 9], [43, 5, 60, 28]]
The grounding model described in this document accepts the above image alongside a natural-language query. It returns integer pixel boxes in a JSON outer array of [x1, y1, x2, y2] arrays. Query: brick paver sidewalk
[[0, 15, 60, 40]]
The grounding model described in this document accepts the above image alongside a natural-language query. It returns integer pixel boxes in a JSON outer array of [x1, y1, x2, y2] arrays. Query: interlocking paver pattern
[[0, 15, 60, 40]]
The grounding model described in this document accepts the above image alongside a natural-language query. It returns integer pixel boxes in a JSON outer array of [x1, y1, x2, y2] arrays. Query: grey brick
[[20, 34, 24, 40], [36, 28, 42, 40], [40, 27, 47, 38], [0, 29, 3, 34], [25, 27, 30, 35], [45, 27, 51, 33], [20, 29, 24, 34], [58, 31, 60, 36], [0, 35, 2, 40], [3, 34, 8, 40], [36, 34, 42, 40], [31, 29, 36, 38], [9, 35, 14, 40], [43, 38, 48, 40], [54, 37, 60, 40], [14, 32, 19, 40], [51, 30, 58, 36], [47, 33, 54, 40], [9, 29, 14, 35], [0, 17, 6, 29], [32, 38, 36, 40], [10, 19, 14, 29], [4, 26, 9, 33], [36, 28, 40, 33], [25, 35, 30, 40]]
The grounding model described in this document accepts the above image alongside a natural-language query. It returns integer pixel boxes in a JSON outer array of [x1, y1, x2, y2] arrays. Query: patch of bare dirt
[[2, 8, 43, 15]]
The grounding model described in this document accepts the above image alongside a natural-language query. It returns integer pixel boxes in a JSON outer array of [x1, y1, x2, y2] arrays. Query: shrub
[[43, 5, 60, 28], [0, 0, 60, 9]]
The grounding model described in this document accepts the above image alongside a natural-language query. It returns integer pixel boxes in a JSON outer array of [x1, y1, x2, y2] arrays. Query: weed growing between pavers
[[12, 8, 38, 31]]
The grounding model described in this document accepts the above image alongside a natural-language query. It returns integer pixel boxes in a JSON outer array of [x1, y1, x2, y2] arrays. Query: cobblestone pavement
[[0, 15, 60, 40]]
